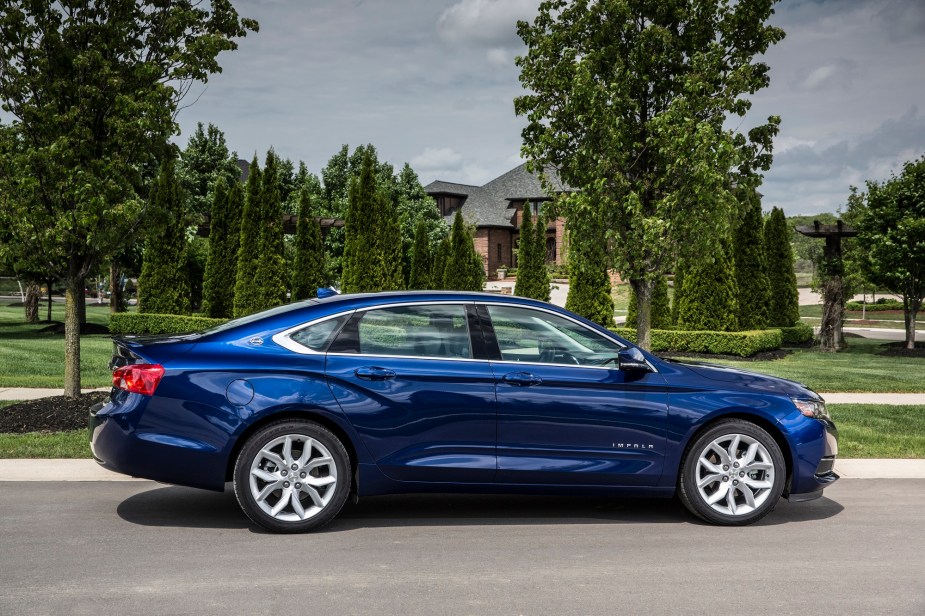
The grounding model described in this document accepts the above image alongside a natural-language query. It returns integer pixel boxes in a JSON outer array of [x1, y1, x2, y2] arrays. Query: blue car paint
[[90, 291, 836, 501]]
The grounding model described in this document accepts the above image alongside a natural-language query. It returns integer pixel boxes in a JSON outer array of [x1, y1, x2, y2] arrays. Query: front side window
[[485, 305, 622, 366], [349, 304, 472, 359]]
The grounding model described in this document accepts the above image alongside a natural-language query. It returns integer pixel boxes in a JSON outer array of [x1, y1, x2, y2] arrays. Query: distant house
[[424, 164, 573, 279]]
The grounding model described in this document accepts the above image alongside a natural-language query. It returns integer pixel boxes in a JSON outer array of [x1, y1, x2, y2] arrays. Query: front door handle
[[355, 366, 396, 381], [502, 372, 542, 387]]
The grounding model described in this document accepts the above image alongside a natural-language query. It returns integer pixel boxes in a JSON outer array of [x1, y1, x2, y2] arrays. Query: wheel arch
[[225, 409, 360, 487], [678, 411, 795, 494]]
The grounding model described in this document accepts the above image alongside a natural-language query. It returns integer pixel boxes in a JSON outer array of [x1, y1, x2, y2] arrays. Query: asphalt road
[[1, 480, 923, 615]]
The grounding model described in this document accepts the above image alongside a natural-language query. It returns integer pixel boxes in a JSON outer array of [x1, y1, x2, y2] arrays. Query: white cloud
[[437, 0, 540, 46]]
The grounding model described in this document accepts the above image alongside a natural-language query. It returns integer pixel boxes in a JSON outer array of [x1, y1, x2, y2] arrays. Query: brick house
[[424, 164, 573, 279]]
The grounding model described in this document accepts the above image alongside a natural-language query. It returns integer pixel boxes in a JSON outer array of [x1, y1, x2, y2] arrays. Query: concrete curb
[[0, 458, 923, 481], [821, 393, 925, 405], [0, 387, 108, 401]]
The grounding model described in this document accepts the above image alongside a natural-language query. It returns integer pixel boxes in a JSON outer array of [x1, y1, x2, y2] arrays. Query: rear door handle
[[354, 366, 396, 381], [502, 372, 542, 387]]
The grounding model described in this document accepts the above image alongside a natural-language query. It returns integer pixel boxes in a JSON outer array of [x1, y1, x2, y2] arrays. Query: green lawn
[[829, 405, 925, 458], [0, 303, 113, 388], [799, 304, 921, 329], [0, 429, 90, 458], [702, 337, 925, 393]]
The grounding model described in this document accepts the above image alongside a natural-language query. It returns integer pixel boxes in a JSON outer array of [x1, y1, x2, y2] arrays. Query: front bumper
[[787, 417, 839, 501]]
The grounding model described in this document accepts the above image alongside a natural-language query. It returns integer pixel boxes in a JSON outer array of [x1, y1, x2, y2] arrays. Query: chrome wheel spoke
[[256, 480, 283, 501], [726, 435, 741, 462], [742, 442, 759, 466], [282, 436, 295, 465], [742, 476, 772, 490], [708, 443, 731, 466], [738, 483, 756, 509], [271, 489, 292, 516], [305, 474, 336, 488], [698, 473, 723, 488], [707, 485, 729, 505], [297, 438, 315, 466], [700, 459, 721, 474], [303, 485, 324, 508], [252, 468, 278, 483], [291, 493, 306, 519], [744, 461, 773, 472], [305, 456, 333, 472], [260, 449, 285, 470], [726, 489, 738, 515]]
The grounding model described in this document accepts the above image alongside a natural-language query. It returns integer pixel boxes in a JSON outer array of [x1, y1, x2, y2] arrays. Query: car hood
[[667, 359, 820, 399]]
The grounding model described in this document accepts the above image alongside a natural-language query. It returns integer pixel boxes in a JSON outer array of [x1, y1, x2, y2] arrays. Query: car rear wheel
[[678, 419, 785, 526], [233, 420, 350, 533]]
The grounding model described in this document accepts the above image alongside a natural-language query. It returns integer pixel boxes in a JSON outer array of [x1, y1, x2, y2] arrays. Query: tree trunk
[[63, 276, 83, 398], [631, 278, 654, 351], [77, 285, 87, 325], [904, 297, 920, 350], [109, 261, 123, 314], [24, 282, 40, 324], [817, 276, 845, 352]]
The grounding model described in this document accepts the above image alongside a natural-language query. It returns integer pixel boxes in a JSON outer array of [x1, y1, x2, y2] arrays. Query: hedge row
[[109, 313, 228, 336], [845, 301, 903, 311], [779, 323, 814, 345], [609, 327, 782, 357]]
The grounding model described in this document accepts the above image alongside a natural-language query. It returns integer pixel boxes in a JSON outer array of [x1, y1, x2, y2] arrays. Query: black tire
[[233, 420, 351, 533], [678, 419, 785, 526]]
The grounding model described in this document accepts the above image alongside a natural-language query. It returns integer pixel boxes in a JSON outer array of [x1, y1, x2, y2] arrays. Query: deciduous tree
[[851, 156, 925, 349], [0, 1, 256, 396], [515, 0, 784, 349]]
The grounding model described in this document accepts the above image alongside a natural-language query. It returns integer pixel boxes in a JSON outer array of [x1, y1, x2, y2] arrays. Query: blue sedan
[[90, 292, 838, 531]]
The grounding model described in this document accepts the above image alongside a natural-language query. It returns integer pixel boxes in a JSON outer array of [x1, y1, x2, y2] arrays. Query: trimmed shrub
[[677, 238, 738, 331], [564, 200, 613, 326], [845, 301, 903, 311], [779, 323, 814, 345], [765, 206, 800, 326], [609, 327, 782, 357], [110, 313, 227, 336], [733, 190, 770, 329]]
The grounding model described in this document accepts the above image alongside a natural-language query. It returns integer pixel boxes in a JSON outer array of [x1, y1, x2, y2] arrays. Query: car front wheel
[[233, 420, 351, 533], [678, 419, 785, 526]]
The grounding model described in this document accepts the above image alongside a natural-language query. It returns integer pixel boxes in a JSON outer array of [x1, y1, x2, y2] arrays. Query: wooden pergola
[[196, 215, 344, 238]]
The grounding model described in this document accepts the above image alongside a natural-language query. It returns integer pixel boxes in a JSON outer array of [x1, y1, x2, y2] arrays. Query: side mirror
[[618, 347, 652, 372]]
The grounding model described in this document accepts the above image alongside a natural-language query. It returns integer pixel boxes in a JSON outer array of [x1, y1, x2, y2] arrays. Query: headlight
[[791, 397, 830, 421]]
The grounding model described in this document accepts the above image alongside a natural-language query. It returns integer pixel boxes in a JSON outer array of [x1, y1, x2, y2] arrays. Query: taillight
[[112, 364, 165, 396]]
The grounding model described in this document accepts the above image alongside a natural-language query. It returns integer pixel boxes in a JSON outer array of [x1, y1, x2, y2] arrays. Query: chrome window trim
[[271, 309, 356, 355], [272, 299, 656, 374]]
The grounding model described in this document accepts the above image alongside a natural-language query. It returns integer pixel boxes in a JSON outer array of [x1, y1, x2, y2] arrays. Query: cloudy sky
[[176, 0, 925, 215]]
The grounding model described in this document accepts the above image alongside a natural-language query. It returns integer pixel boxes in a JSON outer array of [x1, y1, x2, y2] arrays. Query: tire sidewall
[[233, 420, 351, 533], [679, 419, 786, 526]]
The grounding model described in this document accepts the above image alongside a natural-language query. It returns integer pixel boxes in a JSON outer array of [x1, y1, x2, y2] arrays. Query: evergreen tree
[[234, 155, 263, 317], [408, 219, 433, 290], [291, 189, 325, 301], [202, 178, 239, 317], [178, 122, 242, 216], [431, 236, 451, 290], [514, 205, 535, 298], [764, 206, 800, 326], [733, 191, 771, 329], [342, 150, 403, 293], [138, 159, 190, 315], [532, 206, 552, 301], [444, 211, 485, 291], [565, 200, 614, 326], [677, 239, 738, 331], [671, 260, 684, 326], [626, 275, 670, 329], [515, 205, 550, 300], [257, 150, 287, 308]]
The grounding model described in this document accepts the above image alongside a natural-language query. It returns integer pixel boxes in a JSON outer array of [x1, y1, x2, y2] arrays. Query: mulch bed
[[880, 341, 925, 358], [0, 392, 109, 433]]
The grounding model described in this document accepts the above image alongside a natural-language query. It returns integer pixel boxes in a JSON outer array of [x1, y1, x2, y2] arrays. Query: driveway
[[1, 480, 923, 615]]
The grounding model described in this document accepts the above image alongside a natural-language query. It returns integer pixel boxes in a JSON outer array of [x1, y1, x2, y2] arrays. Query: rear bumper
[[89, 396, 226, 491]]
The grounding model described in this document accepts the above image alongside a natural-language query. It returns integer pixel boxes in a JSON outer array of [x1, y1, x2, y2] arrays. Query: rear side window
[[289, 314, 350, 352], [337, 304, 472, 359]]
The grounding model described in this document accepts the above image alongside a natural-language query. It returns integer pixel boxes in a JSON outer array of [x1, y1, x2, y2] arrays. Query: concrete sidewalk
[[0, 458, 922, 481]]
